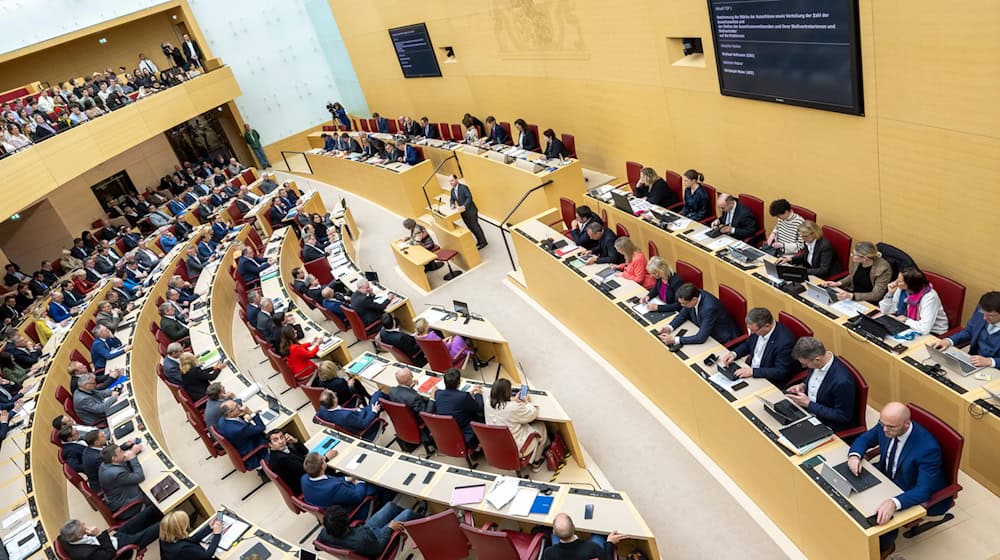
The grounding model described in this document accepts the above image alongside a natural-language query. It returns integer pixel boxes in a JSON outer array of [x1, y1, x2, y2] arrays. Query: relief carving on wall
[[491, 0, 589, 60]]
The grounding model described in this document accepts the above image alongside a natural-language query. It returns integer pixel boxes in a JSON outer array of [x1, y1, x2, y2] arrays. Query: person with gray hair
[[719, 307, 800, 385], [349, 279, 396, 326], [580, 221, 624, 266], [90, 324, 130, 371], [162, 342, 184, 384], [216, 398, 269, 478], [542, 513, 625, 560], [785, 337, 859, 432], [72, 373, 124, 426], [98, 443, 151, 521], [245, 290, 261, 326], [94, 300, 122, 332], [58, 506, 162, 559], [158, 302, 189, 342]]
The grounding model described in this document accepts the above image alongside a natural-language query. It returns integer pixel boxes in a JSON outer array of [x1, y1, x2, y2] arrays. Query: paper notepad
[[202, 515, 250, 551], [508, 488, 539, 516], [416, 376, 442, 394], [450, 484, 486, 506], [486, 477, 519, 509], [237, 383, 260, 403], [531, 495, 554, 515], [632, 298, 664, 315]]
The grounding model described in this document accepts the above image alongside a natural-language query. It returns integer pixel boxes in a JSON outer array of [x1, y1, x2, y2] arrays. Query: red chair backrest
[[322, 125, 336, 131], [51, 258, 65, 276], [375, 336, 416, 365], [675, 260, 703, 290], [821, 225, 852, 276], [494, 121, 509, 143], [403, 510, 470, 560], [176, 259, 191, 283], [420, 412, 472, 458], [368, 118, 377, 131], [527, 124, 540, 145], [648, 240, 659, 258], [70, 349, 91, 370], [79, 330, 95, 350], [700, 183, 718, 222], [738, 194, 765, 236], [600, 208, 607, 226], [561, 133, 576, 158], [116, 238, 127, 254], [358, 119, 370, 132], [210, 426, 252, 472], [416, 337, 458, 373], [303, 257, 334, 286], [227, 203, 244, 225], [55, 385, 81, 423], [301, 385, 325, 412], [24, 321, 39, 344], [317, 304, 350, 332], [625, 161, 643, 192], [439, 122, 452, 141], [261, 460, 302, 515], [836, 356, 868, 439], [559, 197, 576, 231], [383, 119, 396, 133], [156, 363, 183, 403], [450, 123, 463, 140], [241, 169, 256, 185], [791, 204, 817, 223], [343, 306, 375, 342], [924, 271, 965, 331], [718, 284, 748, 337], [906, 403, 964, 507], [266, 348, 302, 389], [50, 428, 61, 446], [665, 170, 683, 204], [461, 525, 522, 560], [246, 226, 264, 254], [615, 223, 629, 238], [380, 399, 424, 446], [186, 408, 224, 457], [470, 422, 524, 472], [777, 311, 813, 340]]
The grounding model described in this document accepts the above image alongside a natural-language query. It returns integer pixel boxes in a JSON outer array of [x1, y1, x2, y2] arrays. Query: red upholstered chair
[[266, 348, 309, 390], [402, 509, 471, 560], [561, 133, 576, 158], [51, 258, 65, 276], [718, 284, 748, 347], [54, 535, 143, 560], [322, 125, 336, 131], [240, 169, 256, 185], [461, 523, 545, 560], [737, 194, 766, 244], [499, 122, 512, 143], [600, 208, 607, 226], [648, 240, 659, 258], [615, 223, 630, 238], [313, 408, 387, 441], [450, 123, 463, 140], [559, 197, 577, 233], [156, 364, 183, 404], [622, 161, 643, 193], [420, 412, 478, 468], [416, 336, 469, 373], [923, 271, 966, 338], [226, 203, 246, 226], [343, 306, 381, 352], [24, 321, 39, 344], [70, 350, 92, 371], [835, 357, 868, 441], [186, 408, 224, 458], [791, 204, 817, 223], [300, 385, 325, 412], [778, 311, 813, 340], [78, 482, 144, 530], [261, 460, 302, 516], [368, 118, 377, 131], [211, 426, 268, 474], [79, 329, 95, 351], [664, 170, 685, 210], [302, 257, 334, 286], [675, 260, 703, 290], [381, 399, 432, 456], [229, 177, 243, 189], [438, 122, 452, 141], [314, 529, 405, 560], [904, 403, 963, 525], [359, 119, 370, 132], [375, 335, 417, 365], [821, 225, 852, 281], [246, 226, 265, 255], [176, 259, 192, 283], [527, 124, 540, 146], [317, 304, 350, 333], [471, 422, 540, 477], [699, 183, 719, 224], [55, 385, 83, 424], [116, 238, 128, 254]]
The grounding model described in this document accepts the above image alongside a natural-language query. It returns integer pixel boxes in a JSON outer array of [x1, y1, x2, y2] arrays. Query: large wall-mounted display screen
[[388, 23, 442, 78]]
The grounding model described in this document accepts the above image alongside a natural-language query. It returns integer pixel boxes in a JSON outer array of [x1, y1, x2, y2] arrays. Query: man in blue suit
[[848, 401, 949, 556], [167, 197, 187, 216], [236, 246, 272, 284], [316, 389, 386, 441], [300, 452, 387, 509], [48, 290, 74, 322], [659, 284, 742, 347], [933, 291, 1000, 368], [419, 117, 438, 139], [786, 337, 858, 432], [216, 400, 268, 473], [372, 112, 390, 133], [720, 308, 799, 385], [403, 143, 423, 166], [433, 368, 484, 446], [485, 116, 508, 145], [90, 325, 131, 371], [211, 216, 230, 243]]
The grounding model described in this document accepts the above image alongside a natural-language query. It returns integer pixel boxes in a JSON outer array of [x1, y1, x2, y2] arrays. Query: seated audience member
[[317, 502, 425, 555], [68, 361, 119, 392], [98, 443, 150, 519], [266, 429, 332, 495], [203, 382, 237, 430], [433, 368, 484, 445], [184, 247, 206, 279], [216, 400, 269, 477], [178, 351, 222, 402], [580, 223, 624, 265], [403, 142, 422, 165], [316, 388, 387, 441], [158, 510, 223, 560], [639, 257, 684, 314], [58, 511, 162, 560], [158, 303, 189, 341], [159, 229, 178, 252], [786, 337, 858, 432], [321, 132, 336, 152], [350, 279, 395, 325], [15, 283, 36, 310], [777, 220, 840, 278], [94, 301, 123, 332], [419, 117, 438, 139], [934, 291, 1000, 367], [236, 246, 272, 283], [614, 236, 654, 289], [388, 367, 435, 416], [568, 205, 603, 250], [514, 118, 537, 151], [1, 295, 21, 325], [765, 199, 805, 254], [401, 218, 443, 272], [485, 379, 550, 470], [279, 324, 321, 381], [312, 360, 367, 405], [463, 118, 479, 143], [847, 402, 950, 557], [542, 513, 626, 560], [161, 343, 184, 384], [10, 333, 42, 368], [680, 169, 710, 221], [484, 116, 509, 145], [383, 141, 402, 162], [542, 128, 569, 159], [80, 429, 106, 491], [255, 298, 277, 341], [823, 241, 892, 303], [73, 373, 124, 426], [301, 234, 327, 262], [878, 268, 950, 336], [720, 308, 799, 385], [301, 452, 384, 509], [657, 283, 742, 347], [320, 287, 347, 321], [378, 313, 427, 366], [710, 193, 758, 240], [58, 426, 87, 472], [414, 317, 471, 364], [635, 167, 679, 209]]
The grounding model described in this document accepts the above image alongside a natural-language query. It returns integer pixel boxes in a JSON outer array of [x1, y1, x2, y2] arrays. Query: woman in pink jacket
[[614, 237, 654, 289]]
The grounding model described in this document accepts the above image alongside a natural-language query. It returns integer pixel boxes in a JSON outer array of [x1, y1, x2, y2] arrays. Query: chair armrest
[[111, 497, 146, 520], [924, 483, 963, 509], [113, 544, 142, 560], [864, 445, 881, 461], [723, 334, 749, 350], [461, 510, 474, 525], [194, 395, 209, 408], [825, 271, 848, 282], [480, 521, 499, 530], [240, 444, 268, 462]]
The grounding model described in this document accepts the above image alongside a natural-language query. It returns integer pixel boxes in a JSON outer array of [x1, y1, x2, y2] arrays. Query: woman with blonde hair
[[485, 379, 550, 470], [614, 237, 655, 289], [777, 220, 841, 279], [414, 317, 471, 363], [60, 249, 83, 271], [159, 510, 223, 559], [639, 256, 684, 313], [178, 351, 221, 402], [32, 307, 55, 346], [635, 167, 679, 209], [823, 241, 891, 303], [312, 360, 369, 404]]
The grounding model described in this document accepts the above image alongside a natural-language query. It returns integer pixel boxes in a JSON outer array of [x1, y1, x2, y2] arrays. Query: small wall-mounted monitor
[[388, 23, 442, 78]]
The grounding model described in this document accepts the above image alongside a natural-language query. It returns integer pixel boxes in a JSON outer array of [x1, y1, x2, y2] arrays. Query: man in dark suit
[[378, 313, 427, 366], [158, 303, 189, 341], [162, 343, 184, 384], [448, 174, 488, 249], [934, 291, 1000, 368], [29, 272, 50, 297], [58, 426, 87, 472], [419, 117, 438, 139], [81, 429, 107, 491], [301, 236, 327, 262], [236, 246, 272, 283], [658, 284, 743, 347], [256, 298, 276, 339], [57, 510, 161, 560], [300, 451, 384, 509], [216, 400, 268, 472], [786, 337, 859, 432], [848, 401, 950, 557], [316, 389, 387, 442], [70, 238, 90, 261], [184, 247, 205, 279], [403, 116, 422, 136], [133, 241, 160, 271], [0, 295, 21, 325], [581, 222, 624, 265], [711, 193, 758, 240], [403, 143, 423, 166], [720, 308, 799, 385], [338, 132, 361, 153], [246, 292, 261, 328], [180, 33, 204, 69], [485, 116, 509, 145], [265, 429, 328, 496], [372, 113, 390, 133], [388, 368, 435, 415], [291, 267, 310, 294], [38, 261, 59, 286], [4, 263, 29, 287], [98, 443, 148, 519], [383, 142, 403, 163], [433, 368, 484, 445], [349, 280, 395, 326]]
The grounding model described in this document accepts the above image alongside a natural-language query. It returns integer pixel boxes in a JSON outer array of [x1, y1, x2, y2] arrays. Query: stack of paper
[[449, 484, 486, 506], [508, 488, 539, 516], [486, 477, 519, 509]]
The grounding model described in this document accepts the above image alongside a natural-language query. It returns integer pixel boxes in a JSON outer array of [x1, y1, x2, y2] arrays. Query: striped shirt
[[772, 213, 805, 253]]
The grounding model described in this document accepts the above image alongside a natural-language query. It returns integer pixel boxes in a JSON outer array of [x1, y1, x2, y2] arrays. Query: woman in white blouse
[[878, 267, 950, 335], [484, 379, 550, 470], [4, 122, 32, 150]]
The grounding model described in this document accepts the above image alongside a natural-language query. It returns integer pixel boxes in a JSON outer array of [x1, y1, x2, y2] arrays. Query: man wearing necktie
[[848, 402, 949, 558], [932, 291, 1000, 368], [420, 117, 437, 139], [710, 193, 758, 240], [137, 53, 158, 74]]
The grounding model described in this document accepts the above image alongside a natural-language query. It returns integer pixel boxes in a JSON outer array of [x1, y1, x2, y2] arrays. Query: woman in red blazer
[[279, 324, 320, 382], [71, 270, 96, 294]]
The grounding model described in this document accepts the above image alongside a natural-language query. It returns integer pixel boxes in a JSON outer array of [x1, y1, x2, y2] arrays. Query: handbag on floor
[[545, 431, 569, 471]]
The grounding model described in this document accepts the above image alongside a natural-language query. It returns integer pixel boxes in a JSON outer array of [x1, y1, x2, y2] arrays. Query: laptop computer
[[259, 393, 282, 423], [453, 300, 471, 316], [647, 209, 679, 227], [610, 191, 634, 215], [756, 395, 808, 425], [717, 362, 740, 381], [925, 343, 983, 376], [804, 282, 839, 305], [778, 415, 834, 449], [851, 313, 892, 339], [364, 270, 380, 283], [874, 314, 909, 335], [820, 460, 882, 495], [728, 244, 767, 264]]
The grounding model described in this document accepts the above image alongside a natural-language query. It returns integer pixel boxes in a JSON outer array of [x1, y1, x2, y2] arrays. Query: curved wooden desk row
[[584, 190, 1000, 496], [511, 214, 935, 560]]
